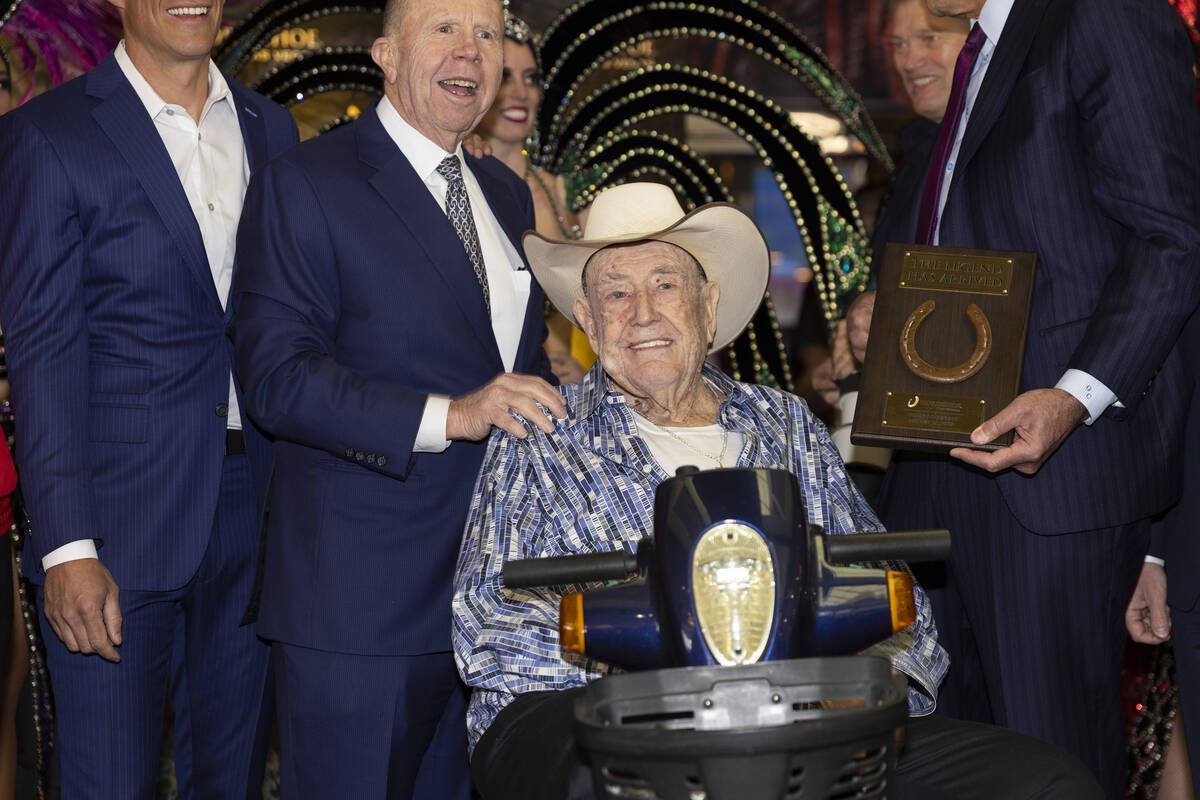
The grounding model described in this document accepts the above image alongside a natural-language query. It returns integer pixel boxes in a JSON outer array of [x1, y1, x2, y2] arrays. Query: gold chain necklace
[[658, 423, 729, 468]]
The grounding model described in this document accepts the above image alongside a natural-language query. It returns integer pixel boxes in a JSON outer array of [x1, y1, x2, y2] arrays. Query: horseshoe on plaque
[[899, 300, 992, 384]]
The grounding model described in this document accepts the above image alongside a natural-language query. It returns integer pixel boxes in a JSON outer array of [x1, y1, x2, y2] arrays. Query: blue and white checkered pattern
[[437, 154, 490, 314], [452, 362, 949, 751]]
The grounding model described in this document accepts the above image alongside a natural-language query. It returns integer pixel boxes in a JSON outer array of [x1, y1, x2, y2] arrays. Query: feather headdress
[[0, 0, 121, 104]]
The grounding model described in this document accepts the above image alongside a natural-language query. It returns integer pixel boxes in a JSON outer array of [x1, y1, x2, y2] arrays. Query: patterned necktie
[[436, 155, 491, 315], [915, 23, 988, 245]]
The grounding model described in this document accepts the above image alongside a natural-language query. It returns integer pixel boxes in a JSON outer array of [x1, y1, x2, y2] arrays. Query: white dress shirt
[[932, 0, 1118, 426], [43, 42, 249, 571], [374, 97, 532, 453]]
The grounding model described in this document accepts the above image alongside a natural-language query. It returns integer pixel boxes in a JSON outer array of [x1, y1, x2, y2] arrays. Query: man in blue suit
[[1127, 306, 1200, 799], [0, 0, 298, 797], [230, 0, 561, 795], [851, 0, 1200, 795]]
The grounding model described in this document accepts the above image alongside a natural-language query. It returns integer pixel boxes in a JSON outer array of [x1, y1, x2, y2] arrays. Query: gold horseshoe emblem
[[899, 300, 992, 384]]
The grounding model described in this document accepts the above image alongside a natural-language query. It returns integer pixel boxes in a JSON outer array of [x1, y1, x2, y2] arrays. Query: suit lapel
[[465, 152, 545, 371], [226, 83, 270, 325], [954, 0, 1047, 175], [87, 56, 220, 310], [230, 83, 269, 173], [357, 113, 502, 365]]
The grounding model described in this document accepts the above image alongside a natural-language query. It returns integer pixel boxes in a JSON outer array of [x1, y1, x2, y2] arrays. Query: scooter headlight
[[691, 522, 776, 665]]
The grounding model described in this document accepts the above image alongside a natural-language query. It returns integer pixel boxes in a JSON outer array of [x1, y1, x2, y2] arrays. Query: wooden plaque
[[851, 243, 1037, 453]]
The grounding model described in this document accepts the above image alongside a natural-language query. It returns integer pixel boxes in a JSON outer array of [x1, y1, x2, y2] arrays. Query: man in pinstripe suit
[[0, 0, 297, 796], [850, 0, 1200, 795]]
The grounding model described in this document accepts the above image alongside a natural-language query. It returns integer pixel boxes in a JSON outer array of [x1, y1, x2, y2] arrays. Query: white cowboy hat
[[523, 182, 770, 353]]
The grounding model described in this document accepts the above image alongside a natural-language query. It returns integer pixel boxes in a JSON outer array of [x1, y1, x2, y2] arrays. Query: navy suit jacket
[[231, 107, 550, 656], [1151, 306, 1200, 610], [0, 54, 298, 588], [880, 0, 1200, 535]]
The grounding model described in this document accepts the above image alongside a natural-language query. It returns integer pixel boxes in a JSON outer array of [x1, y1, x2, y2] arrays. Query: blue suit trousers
[[39, 453, 270, 799]]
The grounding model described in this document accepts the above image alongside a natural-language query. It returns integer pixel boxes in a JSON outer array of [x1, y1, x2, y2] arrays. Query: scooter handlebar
[[502, 550, 641, 589], [823, 530, 950, 564]]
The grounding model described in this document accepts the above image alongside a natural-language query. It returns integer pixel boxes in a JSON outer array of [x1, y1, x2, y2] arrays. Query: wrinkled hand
[[462, 134, 493, 160], [846, 292, 875, 365], [44, 559, 122, 662], [1125, 561, 1170, 644], [448, 373, 567, 441], [949, 388, 1086, 475]]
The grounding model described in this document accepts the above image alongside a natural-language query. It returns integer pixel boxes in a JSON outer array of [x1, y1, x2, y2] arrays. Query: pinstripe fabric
[[0, 55, 298, 588], [869, 0, 1200, 795], [453, 363, 948, 751], [39, 456, 273, 799], [1149, 298, 1200, 798], [880, 457, 1146, 798], [230, 107, 550, 798], [876, 0, 1200, 534], [934, 0, 1200, 534], [231, 107, 551, 658], [273, 644, 468, 800], [0, 52, 298, 798]]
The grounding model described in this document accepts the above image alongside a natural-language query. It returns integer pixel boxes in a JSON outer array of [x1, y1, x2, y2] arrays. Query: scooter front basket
[[574, 656, 907, 800]]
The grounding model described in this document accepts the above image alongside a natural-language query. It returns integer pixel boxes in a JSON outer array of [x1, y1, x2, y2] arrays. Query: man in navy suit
[[1127, 306, 1200, 799], [849, 0, 1200, 795], [230, 0, 561, 795], [0, 0, 297, 796]]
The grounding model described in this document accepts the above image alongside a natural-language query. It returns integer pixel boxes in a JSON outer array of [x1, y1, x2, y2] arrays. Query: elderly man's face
[[888, 0, 969, 122], [372, 0, 504, 152], [574, 241, 719, 401]]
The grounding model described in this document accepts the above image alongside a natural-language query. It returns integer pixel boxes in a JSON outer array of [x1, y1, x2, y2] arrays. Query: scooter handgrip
[[502, 551, 640, 589], [823, 530, 951, 564]]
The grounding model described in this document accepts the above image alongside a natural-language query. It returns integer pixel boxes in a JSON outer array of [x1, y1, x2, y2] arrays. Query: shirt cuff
[[42, 539, 99, 571], [1144, 555, 1166, 567], [1055, 369, 1119, 425], [414, 394, 452, 453]]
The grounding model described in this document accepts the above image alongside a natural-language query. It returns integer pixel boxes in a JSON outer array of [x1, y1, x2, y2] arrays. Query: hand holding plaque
[[851, 243, 1037, 452], [949, 387, 1087, 473]]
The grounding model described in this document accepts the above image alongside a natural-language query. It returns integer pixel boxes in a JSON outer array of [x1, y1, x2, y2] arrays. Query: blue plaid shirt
[[452, 363, 948, 751]]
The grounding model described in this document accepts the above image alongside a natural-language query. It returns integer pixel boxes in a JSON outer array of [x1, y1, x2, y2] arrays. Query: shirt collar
[[114, 39, 231, 121], [375, 95, 464, 181], [574, 360, 745, 424], [973, 0, 1014, 46]]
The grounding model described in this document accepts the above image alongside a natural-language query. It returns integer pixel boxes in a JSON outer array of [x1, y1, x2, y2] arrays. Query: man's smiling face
[[114, 0, 226, 69], [888, 0, 969, 122], [373, 0, 504, 152], [574, 241, 718, 403]]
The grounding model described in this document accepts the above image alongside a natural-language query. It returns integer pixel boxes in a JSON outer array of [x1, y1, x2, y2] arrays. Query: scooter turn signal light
[[560, 592, 585, 655], [887, 570, 916, 634]]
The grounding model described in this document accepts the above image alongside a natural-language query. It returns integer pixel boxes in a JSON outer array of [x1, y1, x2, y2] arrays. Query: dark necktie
[[436, 155, 491, 315], [915, 23, 988, 245]]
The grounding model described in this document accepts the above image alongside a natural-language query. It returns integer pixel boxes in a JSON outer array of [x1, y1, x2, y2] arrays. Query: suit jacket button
[[377, 455, 388, 467], [355, 451, 365, 462], [345, 447, 355, 458], [215, 402, 228, 417], [366, 454, 376, 465]]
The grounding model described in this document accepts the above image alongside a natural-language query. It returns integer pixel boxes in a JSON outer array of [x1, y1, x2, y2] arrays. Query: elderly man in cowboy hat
[[451, 182, 1101, 800]]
